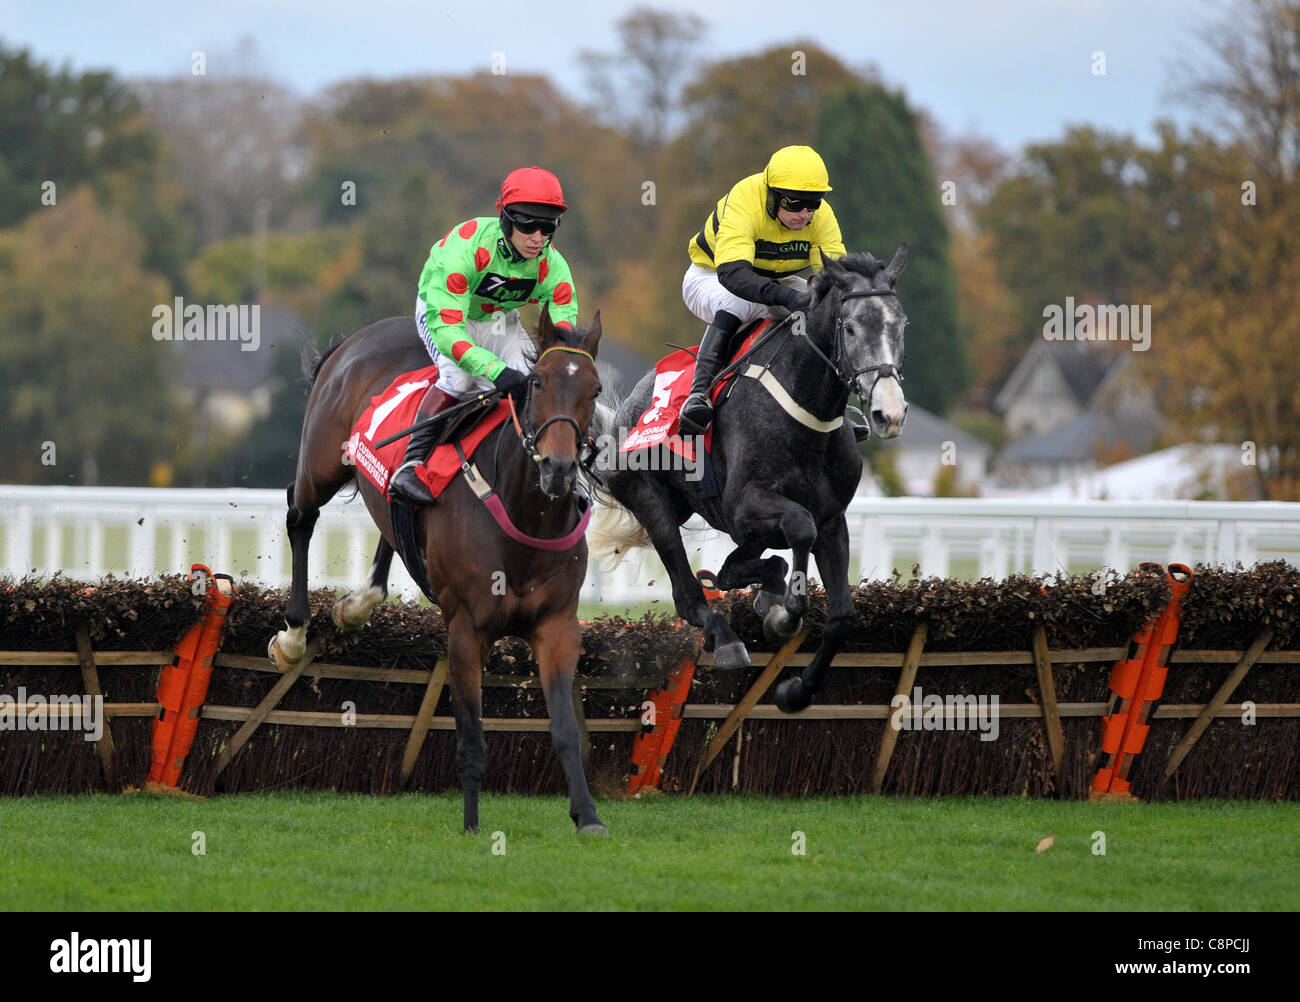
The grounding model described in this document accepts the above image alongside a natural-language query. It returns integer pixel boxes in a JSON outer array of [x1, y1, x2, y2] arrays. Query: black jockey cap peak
[[508, 202, 564, 220]]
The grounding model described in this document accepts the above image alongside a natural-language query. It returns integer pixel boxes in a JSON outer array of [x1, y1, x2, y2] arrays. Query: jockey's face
[[508, 225, 548, 259], [777, 206, 814, 230]]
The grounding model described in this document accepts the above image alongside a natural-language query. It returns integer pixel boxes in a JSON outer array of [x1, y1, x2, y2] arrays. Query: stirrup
[[678, 393, 713, 434], [846, 404, 870, 443], [390, 461, 436, 505]]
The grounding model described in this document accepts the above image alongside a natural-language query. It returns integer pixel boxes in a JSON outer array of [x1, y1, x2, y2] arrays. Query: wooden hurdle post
[[1161, 627, 1274, 794], [398, 658, 450, 789], [74, 623, 116, 789], [688, 630, 808, 795], [871, 623, 928, 795], [1031, 625, 1065, 790]]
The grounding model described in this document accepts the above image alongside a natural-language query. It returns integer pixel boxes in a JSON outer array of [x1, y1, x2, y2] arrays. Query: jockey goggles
[[776, 192, 823, 213], [503, 206, 562, 236]]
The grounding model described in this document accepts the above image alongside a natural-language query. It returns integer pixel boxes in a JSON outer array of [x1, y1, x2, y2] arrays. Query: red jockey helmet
[[497, 167, 568, 214]]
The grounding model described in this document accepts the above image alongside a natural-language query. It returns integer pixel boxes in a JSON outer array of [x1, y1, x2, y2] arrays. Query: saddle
[[418, 386, 498, 450], [347, 366, 510, 504]]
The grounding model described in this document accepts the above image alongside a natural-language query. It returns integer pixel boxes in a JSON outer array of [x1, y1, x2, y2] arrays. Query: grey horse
[[592, 248, 909, 712]]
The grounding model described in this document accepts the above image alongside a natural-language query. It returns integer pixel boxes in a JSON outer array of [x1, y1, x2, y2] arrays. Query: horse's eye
[[531, 377, 543, 389]]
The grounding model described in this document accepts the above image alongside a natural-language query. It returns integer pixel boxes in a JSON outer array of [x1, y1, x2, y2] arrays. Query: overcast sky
[[2, 0, 1232, 154]]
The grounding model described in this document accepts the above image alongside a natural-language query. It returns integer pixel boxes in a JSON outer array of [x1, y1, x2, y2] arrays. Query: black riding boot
[[389, 416, 444, 506], [679, 313, 741, 435]]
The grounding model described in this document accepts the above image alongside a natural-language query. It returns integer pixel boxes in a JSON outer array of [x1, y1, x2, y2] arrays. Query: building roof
[[993, 339, 1121, 414], [174, 305, 303, 393], [877, 404, 990, 456], [999, 409, 1156, 464]]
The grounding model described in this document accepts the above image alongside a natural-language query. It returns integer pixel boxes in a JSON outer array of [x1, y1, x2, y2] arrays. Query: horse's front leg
[[714, 542, 789, 620], [446, 615, 489, 833], [734, 486, 817, 639], [271, 482, 318, 667], [776, 514, 855, 713], [532, 613, 607, 835]]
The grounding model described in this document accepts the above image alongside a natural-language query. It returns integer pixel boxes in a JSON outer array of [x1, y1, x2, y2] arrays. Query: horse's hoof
[[752, 590, 781, 618], [713, 641, 751, 669], [763, 605, 802, 642], [463, 825, 480, 835], [775, 678, 812, 714], [267, 636, 290, 671], [578, 822, 610, 837]]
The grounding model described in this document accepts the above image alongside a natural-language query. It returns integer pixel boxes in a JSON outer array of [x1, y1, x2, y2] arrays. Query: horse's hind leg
[[651, 521, 751, 668], [446, 616, 489, 834], [333, 537, 394, 630], [532, 613, 606, 834]]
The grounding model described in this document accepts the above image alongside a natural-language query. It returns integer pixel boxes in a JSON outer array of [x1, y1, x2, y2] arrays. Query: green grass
[[1, 793, 1296, 911]]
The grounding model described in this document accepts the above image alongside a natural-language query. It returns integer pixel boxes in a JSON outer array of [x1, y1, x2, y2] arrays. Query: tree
[[1146, 0, 1300, 499], [0, 42, 192, 285], [816, 83, 968, 414], [0, 189, 190, 484], [133, 73, 306, 247], [1172, 0, 1300, 183], [581, 7, 708, 147]]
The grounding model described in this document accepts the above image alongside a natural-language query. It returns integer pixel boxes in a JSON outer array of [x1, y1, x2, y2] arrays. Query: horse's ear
[[537, 303, 558, 349], [813, 259, 845, 295], [884, 243, 908, 286], [581, 310, 602, 358]]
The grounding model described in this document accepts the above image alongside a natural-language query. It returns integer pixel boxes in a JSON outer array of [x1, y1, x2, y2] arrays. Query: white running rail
[[2, 486, 1298, 605]]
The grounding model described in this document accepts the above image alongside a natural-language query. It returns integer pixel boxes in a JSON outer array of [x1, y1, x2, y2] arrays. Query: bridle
[[460, 343, 597, 550], [792, 286, 904, 406], [509, 345, 597, 467]]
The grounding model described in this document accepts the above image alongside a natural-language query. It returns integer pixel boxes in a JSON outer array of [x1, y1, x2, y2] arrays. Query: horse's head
[[810, 245, 909, 439], [522, 306, 603, 498]]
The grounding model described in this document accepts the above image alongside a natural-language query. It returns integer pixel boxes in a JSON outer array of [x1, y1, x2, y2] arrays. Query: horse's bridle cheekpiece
[[739, 285, 902, 434], [515, 345, 595, 463]]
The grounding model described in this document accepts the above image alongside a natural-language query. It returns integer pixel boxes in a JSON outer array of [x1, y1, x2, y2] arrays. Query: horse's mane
[[822, 252, 887, 282]]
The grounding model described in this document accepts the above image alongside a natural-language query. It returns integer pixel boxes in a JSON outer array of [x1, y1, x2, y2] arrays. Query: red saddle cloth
[[621, 319, 771, 462], [346, 364, 511, 500]]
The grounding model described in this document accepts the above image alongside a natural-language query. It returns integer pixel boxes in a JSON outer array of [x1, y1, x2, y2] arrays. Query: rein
[[464, 344, 597, 551]]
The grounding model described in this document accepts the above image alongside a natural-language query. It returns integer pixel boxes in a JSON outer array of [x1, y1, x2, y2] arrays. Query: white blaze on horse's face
[[848, 294, 908, 440]]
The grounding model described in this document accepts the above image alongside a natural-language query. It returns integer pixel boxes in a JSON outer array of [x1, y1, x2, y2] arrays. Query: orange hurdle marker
[[147, 565, 236, 788], [1092, 563, 1192, 796]]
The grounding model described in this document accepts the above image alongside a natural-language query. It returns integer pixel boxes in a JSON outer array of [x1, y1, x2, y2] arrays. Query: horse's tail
[[589, 500, 652, 569], [305, 334, 348, 393], [585, 388, 653, 569]]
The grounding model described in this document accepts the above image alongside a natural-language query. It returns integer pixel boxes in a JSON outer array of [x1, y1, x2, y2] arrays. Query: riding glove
[[492, 367, 529, 402]]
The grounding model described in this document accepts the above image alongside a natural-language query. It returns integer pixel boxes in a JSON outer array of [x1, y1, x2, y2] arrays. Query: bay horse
[[271, 306, 607, 835], [592, 249, 909, 712]]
